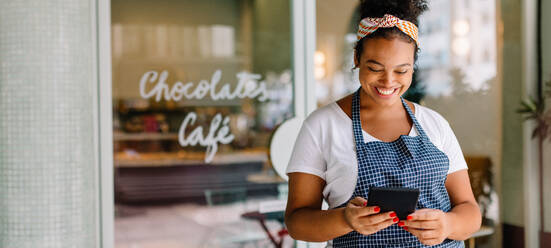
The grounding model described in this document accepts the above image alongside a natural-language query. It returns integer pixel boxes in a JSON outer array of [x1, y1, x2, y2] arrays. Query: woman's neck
[[359, 89, 405, 118]]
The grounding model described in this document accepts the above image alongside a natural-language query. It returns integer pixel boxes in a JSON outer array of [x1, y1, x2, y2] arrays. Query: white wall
[[500, 0, 525, 228], [541, 0, 551, 233]]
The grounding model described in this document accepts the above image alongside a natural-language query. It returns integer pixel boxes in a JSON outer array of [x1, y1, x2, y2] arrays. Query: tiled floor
[[115, 198, 292, 248]]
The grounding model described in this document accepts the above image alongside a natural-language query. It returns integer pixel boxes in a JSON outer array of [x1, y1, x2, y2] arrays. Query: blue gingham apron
[[332, 88, 464, 247]]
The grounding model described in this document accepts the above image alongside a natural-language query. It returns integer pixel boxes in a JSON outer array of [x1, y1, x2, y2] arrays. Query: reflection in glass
[[315, 0, 359, 106], [418, 3, 499, 242], [112, 0, 293, 166], [112, 1, 293, 247]]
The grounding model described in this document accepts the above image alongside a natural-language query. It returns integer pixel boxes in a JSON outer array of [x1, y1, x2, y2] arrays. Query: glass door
[[110, 0, 298, 247]]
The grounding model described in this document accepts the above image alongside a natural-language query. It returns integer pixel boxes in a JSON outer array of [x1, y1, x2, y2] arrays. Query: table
[[242, 211, 286, 248], [467, 225, 494, 248]]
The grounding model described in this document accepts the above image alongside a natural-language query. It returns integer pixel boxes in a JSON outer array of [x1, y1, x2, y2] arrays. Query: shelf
[[114, 150, 268, 167], [114, 132, 178, 141], [115, 158, 203, 167], [114, 160, 279, 204], [113, 99, 244, 112]]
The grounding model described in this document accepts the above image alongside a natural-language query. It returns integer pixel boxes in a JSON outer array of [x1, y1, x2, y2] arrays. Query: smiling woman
[[284, 0, 481, 247], [355, 38, 415, 104]]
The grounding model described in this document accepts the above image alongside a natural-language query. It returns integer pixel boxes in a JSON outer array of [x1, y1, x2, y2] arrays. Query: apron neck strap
[[399, 96, 427, 137], [351, 87, 427, 146]]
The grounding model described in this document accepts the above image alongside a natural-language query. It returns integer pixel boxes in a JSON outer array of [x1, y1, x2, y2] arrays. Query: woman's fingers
[[407, 228, 439, 239], [403, 220, 439, 229], [408, 209, 440, 221], [362, 211, 397, 224], [346, 197, 382, 217], [348, 197, 367, 207], [407, 228, 443, 247], [371, 217, 396, 231], [376, 217, 397, 230], [344, 197, 400, 235], [357, 205, 382, 216], [346, 206, 382, 221], [356, 214, 396, 235], [402, 209, 450, 246]]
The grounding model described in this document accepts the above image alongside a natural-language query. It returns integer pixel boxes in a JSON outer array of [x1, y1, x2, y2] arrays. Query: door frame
[[97, 0, 114, 247]]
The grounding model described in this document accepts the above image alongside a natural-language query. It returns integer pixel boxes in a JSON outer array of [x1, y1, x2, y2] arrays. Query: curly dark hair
[[354, 0, 429, 65]]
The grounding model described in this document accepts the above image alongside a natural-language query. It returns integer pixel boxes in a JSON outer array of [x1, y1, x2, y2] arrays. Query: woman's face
[[355, 37, 415, 107]]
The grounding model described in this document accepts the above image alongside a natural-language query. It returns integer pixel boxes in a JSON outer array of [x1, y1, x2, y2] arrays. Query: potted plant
[[517, 78, 551, 247]]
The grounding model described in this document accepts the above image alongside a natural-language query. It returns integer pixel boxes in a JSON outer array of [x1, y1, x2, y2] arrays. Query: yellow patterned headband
[[357, 14, 419, 47]]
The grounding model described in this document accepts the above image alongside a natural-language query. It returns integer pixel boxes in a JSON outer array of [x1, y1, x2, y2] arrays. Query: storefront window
[[111, 0, 293, 246], [418, 4, 500, 247], [314, 0, 358, 106]]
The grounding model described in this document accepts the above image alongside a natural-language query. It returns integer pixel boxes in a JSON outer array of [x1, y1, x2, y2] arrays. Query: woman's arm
[[443, 169, 482, 240], [284, 172, 352, 241], [285, 172, 397, 242]]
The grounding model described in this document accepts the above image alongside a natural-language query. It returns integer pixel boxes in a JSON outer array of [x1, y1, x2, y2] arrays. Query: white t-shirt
[[286, 101, 468, 209]]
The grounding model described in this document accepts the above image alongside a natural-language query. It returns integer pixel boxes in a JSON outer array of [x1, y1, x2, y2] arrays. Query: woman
[[284, 0, 481, 247]]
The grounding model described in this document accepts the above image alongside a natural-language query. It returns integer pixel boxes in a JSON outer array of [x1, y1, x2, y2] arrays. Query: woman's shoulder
[[304, 98, 351, 127], [302, 104, 341, 135]]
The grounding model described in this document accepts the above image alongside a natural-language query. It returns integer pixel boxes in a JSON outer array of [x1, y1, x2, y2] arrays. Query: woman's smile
[[374, 86, 400, 98]]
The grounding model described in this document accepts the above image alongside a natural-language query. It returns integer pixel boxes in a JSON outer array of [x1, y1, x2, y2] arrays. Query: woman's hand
[[400, 208, 452, 246], [343, 197, 399, 236]]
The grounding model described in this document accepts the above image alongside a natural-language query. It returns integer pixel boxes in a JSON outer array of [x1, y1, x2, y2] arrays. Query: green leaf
[[518, 99, 537, 113], [518, 82, 551, 141]]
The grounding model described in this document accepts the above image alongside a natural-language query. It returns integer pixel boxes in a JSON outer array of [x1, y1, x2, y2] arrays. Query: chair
[[465, 156, 494, 220], [204, 187, 248, 206], [200, 187, 270, 248], [464, 156, 495, 248]]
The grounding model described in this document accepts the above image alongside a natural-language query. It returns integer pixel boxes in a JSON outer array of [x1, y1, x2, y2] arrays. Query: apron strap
[[400, 97, 428, 138], [351, 88, 365, 148]]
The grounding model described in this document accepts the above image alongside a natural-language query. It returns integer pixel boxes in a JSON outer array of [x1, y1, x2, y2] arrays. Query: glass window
[[315, 0, 359, 106], [418, 4, 500, 247], [111, 0, 293, 246]]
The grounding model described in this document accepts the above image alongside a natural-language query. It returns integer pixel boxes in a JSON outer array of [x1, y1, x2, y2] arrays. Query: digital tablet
[[366, 186, 420, 220]]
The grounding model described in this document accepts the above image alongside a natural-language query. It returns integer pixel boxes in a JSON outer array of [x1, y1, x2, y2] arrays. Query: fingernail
[[398, 221, 404, 227], [389, 212, 396, 218], [364, 201, 367, 207], [407, 215, 413, 220], [393, 217, 399, 222], [374, 207, 380, 212], [403, 226, 408, 231]]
